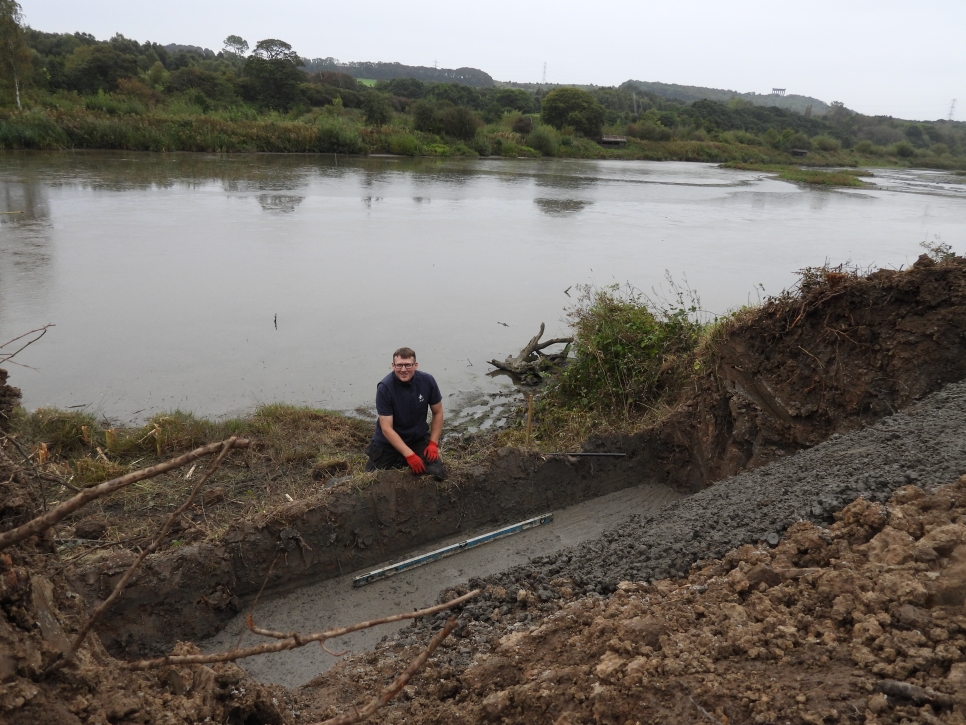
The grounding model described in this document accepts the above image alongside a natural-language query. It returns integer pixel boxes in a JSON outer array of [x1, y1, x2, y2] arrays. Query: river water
[[1, 152, 964, 425]]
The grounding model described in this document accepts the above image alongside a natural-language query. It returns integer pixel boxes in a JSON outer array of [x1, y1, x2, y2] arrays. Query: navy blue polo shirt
[[371, 370, 442, 447]]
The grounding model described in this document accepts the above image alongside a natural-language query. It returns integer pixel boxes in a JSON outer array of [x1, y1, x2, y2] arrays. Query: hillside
[[620, 79, 831, 114], [300, 59, 494, 87]]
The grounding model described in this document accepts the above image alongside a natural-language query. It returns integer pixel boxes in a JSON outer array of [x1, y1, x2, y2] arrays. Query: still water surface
[[1, 152, 964, 425]]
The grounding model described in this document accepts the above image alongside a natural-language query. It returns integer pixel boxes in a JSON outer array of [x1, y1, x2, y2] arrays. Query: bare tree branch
[[317, 617, 459, 725], [0, 324, 54, 366], [47, 438, 239, 674], [123, 589, 480, 670], [0, 438, 251, 551], [1, 433, 79, 492]]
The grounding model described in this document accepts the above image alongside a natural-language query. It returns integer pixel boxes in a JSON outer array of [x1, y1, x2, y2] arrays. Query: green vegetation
[[0, 2, 963, 167], [722, 163, 873, 187], [499, 282, 712, 448]]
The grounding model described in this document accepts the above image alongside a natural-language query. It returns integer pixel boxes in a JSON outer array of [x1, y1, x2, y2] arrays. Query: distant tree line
[[0, 0, 962, 163]]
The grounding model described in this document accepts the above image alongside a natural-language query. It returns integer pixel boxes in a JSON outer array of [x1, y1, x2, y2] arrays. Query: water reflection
[[534, 198, 592, 216], [0, 179, 53, 317], [257, 194, 304, 214]]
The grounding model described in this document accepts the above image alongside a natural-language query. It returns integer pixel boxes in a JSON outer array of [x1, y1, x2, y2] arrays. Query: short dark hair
[[393, 347, 417, 361]]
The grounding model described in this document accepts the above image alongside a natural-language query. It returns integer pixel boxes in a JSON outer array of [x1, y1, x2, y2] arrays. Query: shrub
[[511, 114, 535, 134], [363, 92, 393, 126], [386, 132, 420, 155], [854, 139, 877, 155], [549, 284, 704, 415], [526, 125, 559, 156], [788, 132, 812, 151], [890, 140, 916, 158], [440, 105, 481, 140], [84, 90, 148, 115], [411, 100, 443, 135], [626, 122, 672, 142], [812, 135, 841, 152], [317, 117, 367, 153], [0, 109, 69, 149], [930, 143, 950, 156], [469, 131, 491, 156]]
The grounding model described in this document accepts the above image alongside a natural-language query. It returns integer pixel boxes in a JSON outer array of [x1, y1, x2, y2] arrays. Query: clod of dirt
[[73, 518, 108, 541], [305, 476, 966, 725]]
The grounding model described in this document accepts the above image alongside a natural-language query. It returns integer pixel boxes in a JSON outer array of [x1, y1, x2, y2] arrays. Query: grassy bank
[[2, 104, 963, 171]]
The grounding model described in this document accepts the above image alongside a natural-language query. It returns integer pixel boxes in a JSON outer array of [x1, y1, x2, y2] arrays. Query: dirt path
[[199, 481, 685, 687]]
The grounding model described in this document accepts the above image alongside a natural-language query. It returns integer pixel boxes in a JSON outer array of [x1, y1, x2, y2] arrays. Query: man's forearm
[[430, 410, 443, 443], [380, 420, 414, 458]]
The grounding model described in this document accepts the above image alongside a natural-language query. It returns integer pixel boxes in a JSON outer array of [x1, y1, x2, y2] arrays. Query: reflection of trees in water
[[534, 172, 597, 191], [256, 194, 304, 213], [534, 198, 592, 216], [0, 181, 54, 316]]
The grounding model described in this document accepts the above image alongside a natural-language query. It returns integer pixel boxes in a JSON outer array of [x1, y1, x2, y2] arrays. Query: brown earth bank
[[301, 479, 966, 725], [66, 256, 966, 656]]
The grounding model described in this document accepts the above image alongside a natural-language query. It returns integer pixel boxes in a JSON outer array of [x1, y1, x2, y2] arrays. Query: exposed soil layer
[[68, 258, 966, 657], [0, 369, 20, 433], [304, 483, 966, 725]]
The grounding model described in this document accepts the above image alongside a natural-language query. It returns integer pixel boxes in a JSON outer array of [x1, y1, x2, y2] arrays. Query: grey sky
[[21, 0, 965, 121]]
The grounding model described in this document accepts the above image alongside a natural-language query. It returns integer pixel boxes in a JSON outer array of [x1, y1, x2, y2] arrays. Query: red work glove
[[405, 454, 426, 474], [425, 441, 440, 462]]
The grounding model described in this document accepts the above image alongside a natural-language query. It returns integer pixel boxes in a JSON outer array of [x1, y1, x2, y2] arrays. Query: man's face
[[392, 356, 418, 382]]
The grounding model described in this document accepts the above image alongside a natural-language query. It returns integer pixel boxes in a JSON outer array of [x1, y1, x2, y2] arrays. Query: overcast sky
[[20, 0, 965, 121]]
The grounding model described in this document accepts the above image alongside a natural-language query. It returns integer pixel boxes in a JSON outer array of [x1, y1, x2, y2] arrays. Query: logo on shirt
[[418, 394, 425, 402]]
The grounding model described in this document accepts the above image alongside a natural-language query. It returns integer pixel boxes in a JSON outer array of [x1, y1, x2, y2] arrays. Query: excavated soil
[[297, 381, 966, 724]]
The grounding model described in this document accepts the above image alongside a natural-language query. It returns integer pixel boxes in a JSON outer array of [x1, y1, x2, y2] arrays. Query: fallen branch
[[123, 589, 480, 670], [489, 322, 572, 379], [0, 438, 251, 551], [48, 438, 239, 673], [317, 617, 459, 725], [0, 324, 54, 366]]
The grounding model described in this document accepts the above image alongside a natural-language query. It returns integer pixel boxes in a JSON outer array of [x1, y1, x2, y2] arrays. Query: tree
[[64, 44, 138, 93], [223, 35, 248, 56], [252, 38, 298, 62], [541, 87, 605, 138], [363, 91, 392, 126], [0, 0, 31, 109]]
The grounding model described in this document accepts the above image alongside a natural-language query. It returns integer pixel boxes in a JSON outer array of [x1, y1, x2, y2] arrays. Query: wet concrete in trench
[[199, 481, 684, 688]]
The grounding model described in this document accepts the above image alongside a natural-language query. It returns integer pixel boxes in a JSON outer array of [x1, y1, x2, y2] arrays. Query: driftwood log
[[489, 323, 572, 382]]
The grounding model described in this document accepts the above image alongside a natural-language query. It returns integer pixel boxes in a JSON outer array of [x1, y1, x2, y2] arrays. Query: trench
[[200, 481, 684, 688]]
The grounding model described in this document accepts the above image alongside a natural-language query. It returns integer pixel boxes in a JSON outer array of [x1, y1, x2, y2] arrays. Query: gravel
[[459, 380, 966, 617]]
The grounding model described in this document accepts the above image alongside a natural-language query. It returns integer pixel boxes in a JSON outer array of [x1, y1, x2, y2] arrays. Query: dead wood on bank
[[315, 617, 459, 725], [48, 437, 240, 673], [124, 589, 480, 670], [489, 322, 572, 381], [0, 437, 252, 551]]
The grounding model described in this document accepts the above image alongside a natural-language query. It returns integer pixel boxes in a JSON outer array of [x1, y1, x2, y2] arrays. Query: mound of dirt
[[300, 477, 966, 725], [0, 368, 20, 433], [628, 255, 966, 491]]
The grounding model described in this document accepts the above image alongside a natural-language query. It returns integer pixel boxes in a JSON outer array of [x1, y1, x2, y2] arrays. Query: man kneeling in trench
[[365, 347, 447, 480]]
